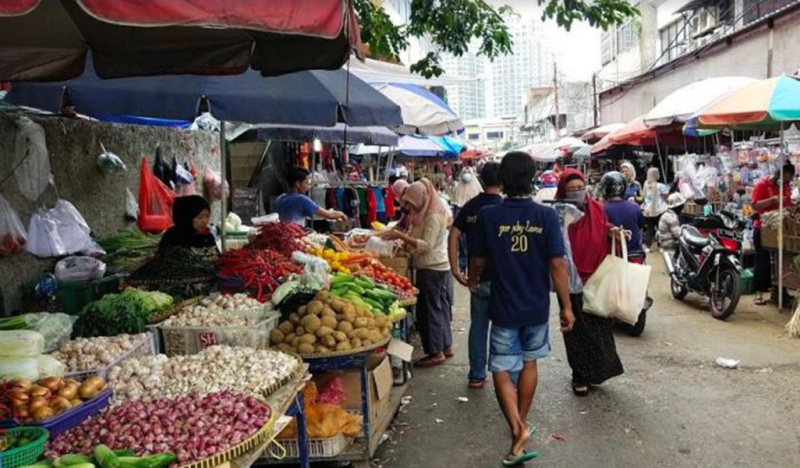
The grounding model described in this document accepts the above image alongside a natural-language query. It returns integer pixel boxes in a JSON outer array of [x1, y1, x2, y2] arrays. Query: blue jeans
[[468, 281, 492, 381]]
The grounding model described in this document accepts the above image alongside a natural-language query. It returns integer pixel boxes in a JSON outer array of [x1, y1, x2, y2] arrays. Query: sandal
[[502, 450, 539, 467], [754, 297, 768, 306], [527, 423, 537, 437], [468, 377, 488, 389], [572, 383, 590, 397], [444, 347, 455, 358], [414, 354, 446, 368]]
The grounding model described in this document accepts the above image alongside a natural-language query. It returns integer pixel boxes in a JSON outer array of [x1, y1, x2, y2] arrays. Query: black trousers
[[643, 214, 662, 247], [753, 229, 773, 293], [416, 269, 453, 355]]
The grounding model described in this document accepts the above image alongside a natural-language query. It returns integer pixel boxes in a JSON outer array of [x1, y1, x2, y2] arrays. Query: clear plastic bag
[[55, 256, 107, 282], [0, 194, 27, 256], [126, 188, 139, 220], [51, 200, 94, 255], [14, 115, 51, 201], [97, 143, 127, 175], [0, 357, 39, 381], [27, 208, 67, 258], [0, 330, 45, 357], [203, 165, 228, 201], [365, 236, 396, 257], [16, 312, 76, 353]]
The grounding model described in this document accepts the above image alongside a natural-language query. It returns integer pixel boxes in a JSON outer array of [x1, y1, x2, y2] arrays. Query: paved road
[[374, 259, 800, 468]]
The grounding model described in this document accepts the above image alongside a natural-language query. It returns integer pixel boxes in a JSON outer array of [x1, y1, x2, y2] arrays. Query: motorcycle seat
[[681, 225, 710, 248]]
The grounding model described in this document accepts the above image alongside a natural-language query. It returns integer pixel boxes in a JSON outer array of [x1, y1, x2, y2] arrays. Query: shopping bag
[[26, 208, 66, 258], [137, 158, 175, 233], [0, 194, 27, 256], [582, 231, 651, 324], [50, 200, 93, 255]]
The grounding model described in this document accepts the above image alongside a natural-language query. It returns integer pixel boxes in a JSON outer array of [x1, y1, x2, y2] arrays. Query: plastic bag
[[27, 208, 67, 258], [291, 252, 329, 290], [365, 236, 396, 257], [0, 357, 39, 381], [126, 188, 139, 220], [203, 166, 228, 201], [137, 158, 175, 233], [317, 376, 346, 406], [37, 354, 65, 377], [0, 194, 27, 256], [14, 313, 76, 353], [97, 143, 127, 174], [14, 115, 51, 201], [51, 200, 94, 255], [55, 256, 107, 282], [0, 330, 45, 357]]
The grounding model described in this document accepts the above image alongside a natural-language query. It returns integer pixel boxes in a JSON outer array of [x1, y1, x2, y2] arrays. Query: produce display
[[270, 292, 392, 356], [355, 260, 416, 295], [0, 376, 106, 422], [217, 249, 302, 302], [34, 445, 174, 468], [46, 391, 270, 464], [762, 206, 800, 232], [249, 222, 307, 257], [278, 380, 361, 440], [1, 428, 38, 452], [107, 346, 300, 403], [98, 229, 161, 273], [51, 334, 149, 373], [160, 293, 266, 328], [0, 331, 66, 382], [73, 290, 174, 338]]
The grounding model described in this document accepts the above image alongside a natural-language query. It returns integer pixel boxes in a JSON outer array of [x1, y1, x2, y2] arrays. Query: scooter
[[663, 212, 743, 320]]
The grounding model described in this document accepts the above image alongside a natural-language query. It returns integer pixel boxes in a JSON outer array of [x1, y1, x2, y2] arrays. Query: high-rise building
[[440, 50, 485, 121]]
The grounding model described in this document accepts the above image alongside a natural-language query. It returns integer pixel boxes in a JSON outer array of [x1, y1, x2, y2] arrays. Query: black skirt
[[560, 293, 624, 385]]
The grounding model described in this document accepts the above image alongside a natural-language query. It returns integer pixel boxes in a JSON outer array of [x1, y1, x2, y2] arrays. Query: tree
[[354, 0, 639, 78]]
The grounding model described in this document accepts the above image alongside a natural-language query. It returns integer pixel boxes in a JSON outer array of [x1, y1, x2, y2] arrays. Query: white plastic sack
[[0, 357, 39, 381], [51, 200, 93, 254], [582, 232, 652, 325], [126, 188, 139, 220], [27, 208, 66, 258], [365, 236, 396, 257], [0, 194, 27, 256], [55, 256, 107, 282], [14, 115, 51, 201]]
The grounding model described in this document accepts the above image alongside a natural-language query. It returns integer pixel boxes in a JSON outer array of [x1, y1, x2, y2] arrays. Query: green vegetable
[[365, 288, 396, 301], [362, 297, 384, 312], [74, 289, 174, 338], [346, 284, 366, 295], [0, 315, 28, 330], [111, 451, 134, 458], [118, 454, 176, 468], [330, 274, 354, 285], [22, 462, 53, 468], [93, 445, 120, 468], [54, 455, 92, 467], [354, 277, 375, 289]]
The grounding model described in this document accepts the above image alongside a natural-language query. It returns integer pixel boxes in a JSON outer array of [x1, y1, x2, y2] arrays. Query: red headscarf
[[556, 168, 610, 283]]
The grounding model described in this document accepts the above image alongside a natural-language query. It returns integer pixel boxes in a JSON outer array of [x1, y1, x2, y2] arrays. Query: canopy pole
[[778, 122, 785, 310], [220, 120, 228, 253], [654, 133, 667, 183]]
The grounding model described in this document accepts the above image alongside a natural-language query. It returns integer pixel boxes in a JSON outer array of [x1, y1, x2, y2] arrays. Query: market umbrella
[[581, 123, 625, 143], [398, 135, 455, 158], [643, 77, 757, 128], [374, 83, 464, 135], [5, 62, 403, 127], [235, 123, 398, 146], [430, 136, 466, 155], [0, 0, 363, 81], [591, 117, 663, 154]]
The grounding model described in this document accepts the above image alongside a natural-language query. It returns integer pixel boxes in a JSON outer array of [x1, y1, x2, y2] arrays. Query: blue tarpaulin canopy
[[236, 123, 398, 146]]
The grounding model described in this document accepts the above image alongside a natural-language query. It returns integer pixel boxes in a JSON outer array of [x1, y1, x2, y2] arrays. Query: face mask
[[565, 189, 586, 203], [461, 173, 474, 183]]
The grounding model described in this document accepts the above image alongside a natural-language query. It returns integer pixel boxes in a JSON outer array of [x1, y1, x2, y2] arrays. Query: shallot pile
[[46, 390, 271, 463]]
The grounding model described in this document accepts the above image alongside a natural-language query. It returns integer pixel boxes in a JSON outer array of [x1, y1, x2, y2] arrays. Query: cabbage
[[0, 330, 45, 357], [37, 355, 65, 377], [0, 357, 39, 380]]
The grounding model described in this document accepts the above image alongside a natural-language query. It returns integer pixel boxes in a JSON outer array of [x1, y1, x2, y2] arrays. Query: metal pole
[[778, 122, 784, 309], [219, 120, 228, 252], [553, 62, 560, 137], [592, 73, 598, 128]]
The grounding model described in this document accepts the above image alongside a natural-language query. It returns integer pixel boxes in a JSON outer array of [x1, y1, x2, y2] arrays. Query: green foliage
[[540, 0, 641, 31]]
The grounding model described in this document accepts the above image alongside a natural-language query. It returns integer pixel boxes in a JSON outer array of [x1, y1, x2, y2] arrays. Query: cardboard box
[[340, 356, 394, 423]]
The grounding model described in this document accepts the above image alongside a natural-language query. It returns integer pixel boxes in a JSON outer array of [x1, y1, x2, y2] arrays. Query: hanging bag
[[0, 194, 27, 256], [137, 158, 175, 233], [582, 231, 651, 324]]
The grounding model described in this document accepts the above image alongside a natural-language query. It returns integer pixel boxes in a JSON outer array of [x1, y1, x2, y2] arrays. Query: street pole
[[553, 61, 560, 137], [592, 73, 598, 128]]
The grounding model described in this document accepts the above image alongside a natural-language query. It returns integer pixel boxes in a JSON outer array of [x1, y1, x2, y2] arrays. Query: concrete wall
[[0, 116, 219, 314], [599, 7, 800, 123]]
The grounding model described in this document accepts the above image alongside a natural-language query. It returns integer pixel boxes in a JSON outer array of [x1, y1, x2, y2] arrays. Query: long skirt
[[416, 269, 453, 355], [560, 293, 624, 386], [753, 229, 772, 293]]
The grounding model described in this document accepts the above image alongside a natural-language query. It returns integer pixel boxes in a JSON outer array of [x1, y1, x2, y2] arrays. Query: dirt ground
[[373, 258, 800, 468]]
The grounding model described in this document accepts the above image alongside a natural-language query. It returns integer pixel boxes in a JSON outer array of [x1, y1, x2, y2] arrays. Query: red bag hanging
[[137, 158, 175, 233]]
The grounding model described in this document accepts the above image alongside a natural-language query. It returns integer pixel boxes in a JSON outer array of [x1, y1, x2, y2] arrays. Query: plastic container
[[273, 434, 349, 459], [64, 333, 156, 380], [24, 274, 127, 315], [159, 309, 280, 356], [0, 427, 49, 468], [0, 389, 112, 436]]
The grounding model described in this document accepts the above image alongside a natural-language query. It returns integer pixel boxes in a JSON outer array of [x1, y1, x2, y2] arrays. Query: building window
[[658, 19, 687, 64], [743, 0, 794, 26], [601, 30, 615, 65], [468, 133, 480, 140], [616, 20, 639, 54], [486, 131, 504, 140]]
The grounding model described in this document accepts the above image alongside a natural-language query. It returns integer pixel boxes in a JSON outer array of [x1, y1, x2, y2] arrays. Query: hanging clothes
[[385, 187, 395, 220], [366, 188, 377, 224]]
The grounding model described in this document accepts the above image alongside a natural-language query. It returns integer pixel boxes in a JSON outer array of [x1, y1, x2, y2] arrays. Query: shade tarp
[[348, 57, 473, 86], [6, 61, 403, 127], [580, 123, 626, 142], [398, 135, 455, 158], [375, 83, 463, 135], [236, 123, 398, 146], [0, 0, 363, 81]]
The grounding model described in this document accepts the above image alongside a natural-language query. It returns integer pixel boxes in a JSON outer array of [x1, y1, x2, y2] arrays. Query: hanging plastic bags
[[26, 200, 99, 258], [126, 188, 139, 220], [27, 208, 66, 258], [51, 200, 94, 254], [55, 256, 107, 282], [0, 194, 27, 256], [137, 158, 175, 233], [203, 165, 228, 201], [14, 115, 51, 201], [97, 143, 128, 175]]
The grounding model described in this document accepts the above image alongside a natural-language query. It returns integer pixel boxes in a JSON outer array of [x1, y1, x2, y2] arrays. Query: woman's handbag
[[582, 230, 651, 325]]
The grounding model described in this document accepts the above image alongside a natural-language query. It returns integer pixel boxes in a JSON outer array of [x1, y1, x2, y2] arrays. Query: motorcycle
[[617, 251, 652, 337], [663, 211, 743, 320]]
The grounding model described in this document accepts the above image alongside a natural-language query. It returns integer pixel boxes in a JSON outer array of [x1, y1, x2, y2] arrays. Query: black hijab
[[158, 195, 216, 252]]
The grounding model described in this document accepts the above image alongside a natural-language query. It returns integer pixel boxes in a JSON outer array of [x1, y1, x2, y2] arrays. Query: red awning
[[591, 117, 687, 154], [0, 0, 363, 81]]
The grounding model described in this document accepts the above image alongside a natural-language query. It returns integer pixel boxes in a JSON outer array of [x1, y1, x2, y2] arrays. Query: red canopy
[[591, 117, 686, 154], [0, 0, 363, 81]]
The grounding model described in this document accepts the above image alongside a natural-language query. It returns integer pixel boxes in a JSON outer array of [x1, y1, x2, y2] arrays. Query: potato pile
[[270, 292, 392, 355]]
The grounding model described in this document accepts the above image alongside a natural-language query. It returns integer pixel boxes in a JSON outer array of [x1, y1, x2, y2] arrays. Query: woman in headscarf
[[383, 178, 453, 367], [641, 167, 669, 249], [555, 169, 624, 396], [620, 162, 642, 202], [158, 195, 217, 252]]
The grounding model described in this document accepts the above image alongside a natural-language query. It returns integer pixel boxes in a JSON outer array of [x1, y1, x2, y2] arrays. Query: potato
[[355, 328, 370, 340], [270, 329, 285, 344], [307, 301, 324, 315], [375, 316, 387, 327], [366, 317, 376, 329], [330, 300, 345, 313], [322, 335, 337, 348], [337, 321, 353, 333], [367, 330, 383, 343], [291, 336, 301, 348], [362, 340, 372, 347], [354, 317, 368, 328], [315, 345, 330, 354], [335, 341, 352, 352], [297, 306, 307, 317], [354, 306, 366, 317], [294, 326, 306, 336], [332, 331, 348, 342], [301, 314, 321, 333], [316, 325, 334, 338], [276, 343, 293, 354], [279, 321, 295, 335], [299, 334, 317, 345], [343, 304, 355, 317], [350, 337, 363, 349], [316, 291, 330, 302], [322, 306, 336, 317], [382, 326, 392, 336], [284, 333, 297, 345], [298, 343, 315, 354], [343, 313, 356, 324], [320, 315, 338, 329], [346, 330, 358, 339]]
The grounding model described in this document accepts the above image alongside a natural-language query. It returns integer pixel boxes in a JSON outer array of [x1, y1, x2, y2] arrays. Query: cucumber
[[354, 278, 374, 289], [331, 274, 354, 285], [363, 298, 384, 311], [347, 284, 366, 295]]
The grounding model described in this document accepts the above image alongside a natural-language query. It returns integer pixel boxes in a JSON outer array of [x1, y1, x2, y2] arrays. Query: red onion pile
[[47, 390, 271, 463]]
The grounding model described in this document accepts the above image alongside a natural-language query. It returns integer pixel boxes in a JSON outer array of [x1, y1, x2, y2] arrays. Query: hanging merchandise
[[153, 146, 170, 188], [203, 165, 228, 201], [14, 115, 51, 201], [51, 199, 97, 255], [125, 187, 139, 220], [137, 158, 175, 233], [0, 194, 27, 256], [26, 208, 66, 258], [96, 142, 128, 175]]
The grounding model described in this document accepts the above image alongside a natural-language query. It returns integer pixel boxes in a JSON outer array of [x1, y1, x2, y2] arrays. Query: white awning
[[348, 58, 474, 86]]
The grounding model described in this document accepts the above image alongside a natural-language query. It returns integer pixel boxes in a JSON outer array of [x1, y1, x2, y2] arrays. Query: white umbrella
[[374, 83, 464, 135], [643, 77, 757, 128]]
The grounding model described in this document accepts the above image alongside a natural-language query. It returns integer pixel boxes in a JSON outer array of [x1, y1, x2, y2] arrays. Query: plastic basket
[[0, 389, 112, 437], [64, 333, 155, 380], [23, 274, 127, 315], [159, 309, 280, 356], [271, 434, 349, 459], [0, 427, 49, 468]]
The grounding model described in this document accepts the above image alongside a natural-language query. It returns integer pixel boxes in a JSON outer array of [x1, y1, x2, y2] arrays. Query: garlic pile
[[162, 293, 265, 327], [52, 334, 149, 372], [107, 345, 300, 404]]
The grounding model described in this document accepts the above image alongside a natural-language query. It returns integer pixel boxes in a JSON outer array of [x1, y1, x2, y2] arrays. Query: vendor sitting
[[276, 167, 346, 225], [656, 193, 686, 251], [158, 195, 217, 253]]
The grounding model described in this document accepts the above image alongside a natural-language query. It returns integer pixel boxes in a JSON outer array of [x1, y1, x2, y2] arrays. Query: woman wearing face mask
[[641, 167, 669, 249], [382, 178, 453, 367], [555, 169, 624, 396], [620, 162, 642, 202]]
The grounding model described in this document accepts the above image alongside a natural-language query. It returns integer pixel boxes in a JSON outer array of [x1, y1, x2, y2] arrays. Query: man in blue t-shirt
[[449, 162, 503, 389], [275, 167, 346, 225], [601, 171, 644, 254], [469, 152, 574, 466]]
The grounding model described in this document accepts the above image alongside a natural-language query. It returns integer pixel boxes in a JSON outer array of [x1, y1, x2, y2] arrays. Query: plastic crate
[[273, 434, 350, 459], [64, 333, 156, 380], [0, 427, 49, 468], [0, 389, 112, 437], [159, 309, 280, 356], [739, 269, 755, 295]]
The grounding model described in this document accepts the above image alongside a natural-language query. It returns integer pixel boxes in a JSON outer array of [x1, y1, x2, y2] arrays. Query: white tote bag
[[582, 231, 651, 325]]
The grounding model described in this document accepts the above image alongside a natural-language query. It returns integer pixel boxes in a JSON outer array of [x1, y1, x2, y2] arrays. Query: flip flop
[[468, 378, 488, 389], [527, 423, 537, 436], [502, 450, 539, 467], [754, 298, 768, 306], [572, 383, 589, 397], [414, 355, 446, 368]]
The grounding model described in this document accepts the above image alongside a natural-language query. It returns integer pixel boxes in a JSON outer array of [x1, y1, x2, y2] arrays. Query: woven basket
[[298, 336, 391, 360], [180, 408, 277, 468]]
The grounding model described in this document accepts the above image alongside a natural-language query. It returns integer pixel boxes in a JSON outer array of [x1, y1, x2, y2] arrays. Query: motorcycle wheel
[[670, 276, 688, 300], [710, 266, 741, 320], [619, 296, 652, 337]]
